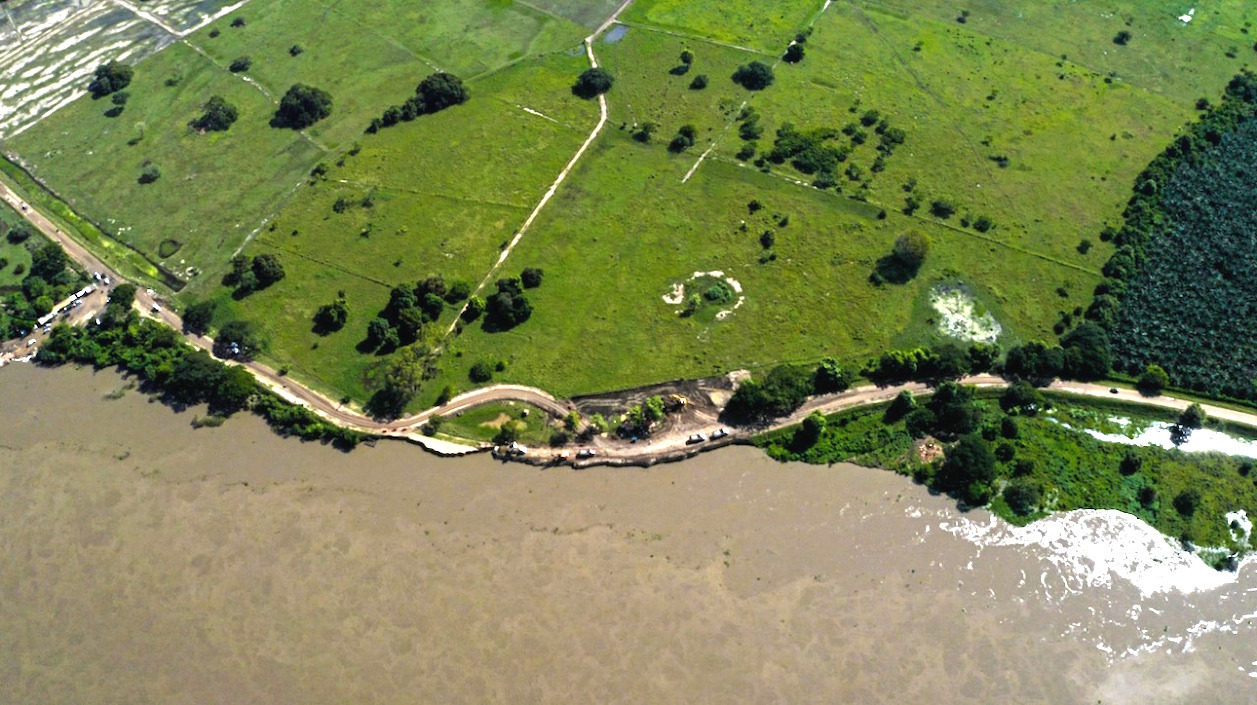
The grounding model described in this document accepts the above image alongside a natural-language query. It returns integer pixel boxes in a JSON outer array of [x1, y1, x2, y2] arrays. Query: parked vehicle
[[686, 433, 707, 444], [711, 428, 730, 439], [577, 449, 596, 458]]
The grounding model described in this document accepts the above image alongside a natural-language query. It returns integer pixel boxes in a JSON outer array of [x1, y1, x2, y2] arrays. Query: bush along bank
[[35, 285, 364, 449], [755, 382, 1257, 568]]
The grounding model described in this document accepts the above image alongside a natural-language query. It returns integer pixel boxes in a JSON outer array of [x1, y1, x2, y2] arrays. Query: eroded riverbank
[[1, 364, 1254, 703]]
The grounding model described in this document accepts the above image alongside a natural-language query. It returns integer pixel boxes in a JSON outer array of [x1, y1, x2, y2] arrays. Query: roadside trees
[[1137, 364, 1170, 396], [183, 300, 216, 335]]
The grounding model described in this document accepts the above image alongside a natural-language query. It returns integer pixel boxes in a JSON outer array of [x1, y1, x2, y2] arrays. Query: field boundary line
[[108, 0, 181, 36]]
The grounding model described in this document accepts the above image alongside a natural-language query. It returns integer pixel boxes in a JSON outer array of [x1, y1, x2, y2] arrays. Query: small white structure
[[1178, 8, 1195, 23]]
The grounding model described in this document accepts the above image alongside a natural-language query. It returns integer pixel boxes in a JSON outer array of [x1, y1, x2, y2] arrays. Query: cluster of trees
[[0, 234, 84, 339], [88, 61, 133, 99], [732, 61, 774, 90], [1003, 323, 1113, 383], [1094, 71, 1257, 400], [272, 84, 333, 129], [724, 358, 853, 422], [483, 274, 535, 331], [366, 275, 468, 351], [190, 95, 239, 132], [572, 67, 613, 99], [222, 253, 285, 296], [759, 115, 906, 185], [864, 342, 1001, 385], [668, 124, 698, 153], [366, 72, 469, 133]]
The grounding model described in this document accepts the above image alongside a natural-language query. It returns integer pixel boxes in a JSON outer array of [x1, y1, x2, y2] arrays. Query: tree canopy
[[572, 67, 613, 99], [88, 61, 133, 98], [273, 84, 333, 129], [732, 61, 774, 90], [191, 95, 239, 132]]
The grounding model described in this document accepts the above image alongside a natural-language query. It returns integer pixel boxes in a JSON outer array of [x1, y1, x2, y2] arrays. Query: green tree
[[689, 74, 708, 90], [314, 299, 348, 332], [936, 434, 996, 505], [783, 44, 805, 63], [215, 320, 266, 359], [29, 242, 68, 281], [138, 163, 161, 185], [469, 361, 493, 383], [885, 390, 916, 422], [732, 61, 774, 90], [366, 317, 392, 348], [680, 50, 694, 65], [191, 95, 239, 132], [572, 67, 613, 99], [813, 357, 852, 393], [1003, 478, 1041, 516], [521, 267, 544, 288], [88, 61, 133, 98], [1173, 489, 1201, 517], [1137, 364, 1170, 396], [183, 299, 216, 335], [251, 253, 285, 287], [1178, 403, 1206, 429], [273, 83, 333, 129], [365, 344, 428, 419], [892, 231, 929, 272], [416, 72, 470, 111], [725, 365, 813, 420], [229, 56, 252, 73], [930, 200, 957, 218], [795, 411, 826, 448], [462, 295, 486, 321], [999, 381, 1044, 415], [1060, 322, 1112, 380]]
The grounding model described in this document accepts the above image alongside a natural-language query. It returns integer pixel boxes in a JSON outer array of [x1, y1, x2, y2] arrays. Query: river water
[[1, 364, 1254, 703]]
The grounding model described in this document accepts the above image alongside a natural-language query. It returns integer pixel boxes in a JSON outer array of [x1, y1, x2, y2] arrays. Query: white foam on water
[[943, 509, 1239, 598]]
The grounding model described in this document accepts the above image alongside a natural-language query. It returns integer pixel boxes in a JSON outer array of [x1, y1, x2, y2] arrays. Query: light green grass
[[428, 135, 1098, 400], [213, 54, 598, 401], [193, 0, 586, 148], [621, 0, 822, 52], [521, 0, 627, 29], [7, 42, 322, 282]]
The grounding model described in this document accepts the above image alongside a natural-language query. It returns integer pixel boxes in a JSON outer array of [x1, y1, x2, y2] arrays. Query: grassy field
[[620, 0, 822, 53], [426, 135, 1098, 401], [8, 42, 322, 282], [9, 0, 1257, 409], [209, 52, 597, 399]]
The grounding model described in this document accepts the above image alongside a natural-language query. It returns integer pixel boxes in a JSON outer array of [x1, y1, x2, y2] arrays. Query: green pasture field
[[597, 26, 764, 139], [6, 42, 323, 282], [428, 136, 1099, 402], [728, 2, 1222, 272], [890, 0, 1257, 105], [620, 0, 822, 53], [209, 53, 597, 399], [193, 0, 587, 148]]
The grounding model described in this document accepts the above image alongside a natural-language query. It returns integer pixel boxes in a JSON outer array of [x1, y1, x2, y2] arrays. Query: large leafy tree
[[272, 84, 333, 129]]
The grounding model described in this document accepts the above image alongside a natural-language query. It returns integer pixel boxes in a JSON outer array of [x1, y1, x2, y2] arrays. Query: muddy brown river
[[1, 364, 1254, 703]]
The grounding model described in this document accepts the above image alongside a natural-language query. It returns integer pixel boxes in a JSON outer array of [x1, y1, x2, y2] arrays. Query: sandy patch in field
[[930, 284, 1002, 343]]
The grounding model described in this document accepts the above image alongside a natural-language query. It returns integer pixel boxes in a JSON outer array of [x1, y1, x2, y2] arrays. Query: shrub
[[731, 61, 774, 90], [231, 17, 246, 28], [289, 44, 304, 56], [930, 200, 957, 218], [251, 253, 285, 287], [1119, 453, 1143, 476], [783, 44, 804, 63], [1114, 30, 1132, 45], [689, 74, 708, 90], [229, 56, 252, 73]]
